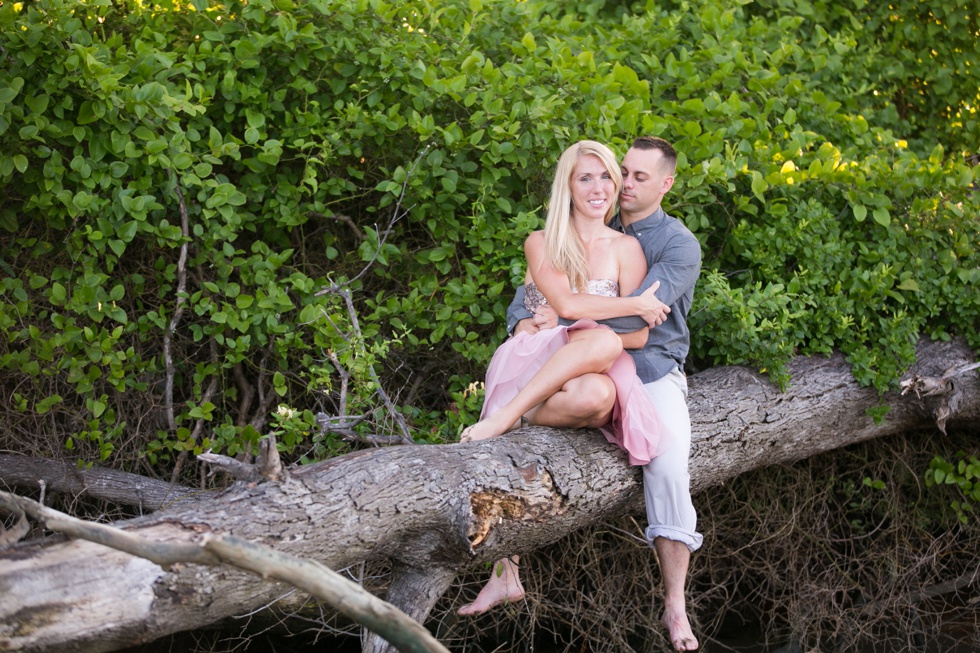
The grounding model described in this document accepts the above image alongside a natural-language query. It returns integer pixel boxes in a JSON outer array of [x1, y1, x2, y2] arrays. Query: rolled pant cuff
[[645, 525, 703, 553]]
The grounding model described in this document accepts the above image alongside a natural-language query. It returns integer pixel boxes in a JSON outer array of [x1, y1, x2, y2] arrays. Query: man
[[506, 136, 703, 651]]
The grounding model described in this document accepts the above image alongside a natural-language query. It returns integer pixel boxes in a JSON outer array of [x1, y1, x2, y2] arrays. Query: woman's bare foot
[[661, 604, 698, 651], [457, 558, 525, 615], [459, 414, 524, 442]]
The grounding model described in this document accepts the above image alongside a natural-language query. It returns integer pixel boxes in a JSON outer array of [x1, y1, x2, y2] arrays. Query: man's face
[[619, 147, 674, 218]]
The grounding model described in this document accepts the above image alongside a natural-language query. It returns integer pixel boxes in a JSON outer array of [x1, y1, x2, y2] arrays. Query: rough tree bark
[[0, 455, 203, 512], [0, 337, 977, 653]]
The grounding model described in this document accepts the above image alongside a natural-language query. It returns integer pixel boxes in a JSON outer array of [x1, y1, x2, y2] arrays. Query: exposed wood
[[0, 337, 977, 653]]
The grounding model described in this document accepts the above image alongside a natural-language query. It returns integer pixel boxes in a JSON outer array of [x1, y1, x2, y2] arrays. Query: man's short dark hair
[[632, 136, 677, 173]]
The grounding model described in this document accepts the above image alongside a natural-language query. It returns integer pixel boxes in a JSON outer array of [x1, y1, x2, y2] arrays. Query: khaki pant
[[641, 368, 702, 552]]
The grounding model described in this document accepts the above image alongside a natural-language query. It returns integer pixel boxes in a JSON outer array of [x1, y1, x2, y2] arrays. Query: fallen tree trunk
[[0, 337, 977, 653]]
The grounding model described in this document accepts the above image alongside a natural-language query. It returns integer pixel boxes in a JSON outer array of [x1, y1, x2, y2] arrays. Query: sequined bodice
[[524, 279, 619, 312]]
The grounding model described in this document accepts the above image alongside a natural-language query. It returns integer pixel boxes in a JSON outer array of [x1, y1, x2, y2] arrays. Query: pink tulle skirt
[[481, 320, 672, 465]]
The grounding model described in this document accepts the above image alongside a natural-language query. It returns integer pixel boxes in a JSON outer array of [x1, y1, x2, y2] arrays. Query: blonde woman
[[459, 140, 672, 614]]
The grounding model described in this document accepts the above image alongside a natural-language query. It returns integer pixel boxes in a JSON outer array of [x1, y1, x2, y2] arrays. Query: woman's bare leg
[[458, 374, 616, 617], [525, 373, 616, 429], [458, 330, 622, 615], [457, 556, 525, 616], [461, 329, 622, 442]]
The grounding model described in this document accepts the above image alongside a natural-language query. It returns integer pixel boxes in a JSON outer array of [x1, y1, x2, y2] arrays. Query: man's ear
[[662, 175, 675, 194]]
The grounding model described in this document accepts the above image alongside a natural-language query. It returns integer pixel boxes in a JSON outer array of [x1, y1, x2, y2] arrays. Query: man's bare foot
[[661, 604, 698, 651], [457, 559, 525, 616]]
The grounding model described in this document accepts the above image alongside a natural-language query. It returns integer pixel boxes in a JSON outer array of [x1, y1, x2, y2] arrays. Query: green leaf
[[36, 395, 63, 414], [118, 220, 139, 241], [0, 77, 23, 103], [26, 94, 49, 114], [146, 139, 168, 154], [245, 109, 266, 129], [72, 192, 93, 209], [852, 204, 867, 222], [956, 166, 973, 187], [872, 207, 890, 226], [172, 152, 193, 169], [51, 283, 67, 305], [77, 101, 99, 125]]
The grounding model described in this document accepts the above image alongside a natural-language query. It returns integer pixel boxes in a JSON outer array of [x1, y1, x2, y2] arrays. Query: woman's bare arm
[[526, 230, 668, 326]]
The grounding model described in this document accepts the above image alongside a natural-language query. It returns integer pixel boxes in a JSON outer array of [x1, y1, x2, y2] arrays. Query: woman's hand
[[531, 305, 559, 330], [513, 306, 559, 337]]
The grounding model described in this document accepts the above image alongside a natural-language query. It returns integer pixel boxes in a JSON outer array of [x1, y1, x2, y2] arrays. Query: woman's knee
[[565, 374, 616, 417], [582, 328, 623, 365]]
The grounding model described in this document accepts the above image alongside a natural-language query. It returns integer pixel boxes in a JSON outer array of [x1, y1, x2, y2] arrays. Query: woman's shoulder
[[523, 230, 546, 248]]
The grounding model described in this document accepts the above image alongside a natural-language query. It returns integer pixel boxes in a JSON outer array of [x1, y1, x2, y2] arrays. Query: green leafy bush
[[0, 0, 976, 476], [927, 453, 980, 524]]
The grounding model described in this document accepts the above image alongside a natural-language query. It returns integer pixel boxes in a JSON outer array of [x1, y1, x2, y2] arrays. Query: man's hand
[[638, 280, 670, 327]]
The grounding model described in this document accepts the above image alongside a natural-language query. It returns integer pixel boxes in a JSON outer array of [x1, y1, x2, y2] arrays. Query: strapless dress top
[[524, 279, 619, 312]]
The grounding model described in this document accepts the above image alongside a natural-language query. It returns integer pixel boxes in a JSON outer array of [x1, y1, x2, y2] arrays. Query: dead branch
[[901, 359, 980, 434], [0, 454, 203, 511], [172, 339, 222, 484], [234, 361, 256, 427], [163, 173, 191, 435], [0, 491, 449, 653], [197, 453, 262, 482], [249, 346, 278, 434], [307, 211, 365, 241]]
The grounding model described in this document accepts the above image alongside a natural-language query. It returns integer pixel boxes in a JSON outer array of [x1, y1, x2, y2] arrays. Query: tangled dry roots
[[428, 429, 979, 652]]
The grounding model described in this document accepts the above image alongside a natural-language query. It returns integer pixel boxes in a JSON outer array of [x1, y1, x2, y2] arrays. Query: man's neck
[[620, 204, 661, 227]]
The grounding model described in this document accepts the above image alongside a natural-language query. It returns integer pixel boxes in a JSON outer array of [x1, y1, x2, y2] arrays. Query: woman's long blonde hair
[[543, 141, 623, 293]]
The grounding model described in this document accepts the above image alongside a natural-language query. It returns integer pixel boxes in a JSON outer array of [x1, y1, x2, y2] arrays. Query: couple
[[459, 137, 703, 651]]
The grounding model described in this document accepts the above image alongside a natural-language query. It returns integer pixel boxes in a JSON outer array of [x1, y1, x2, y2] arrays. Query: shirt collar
[[611, 207, 666, 234]]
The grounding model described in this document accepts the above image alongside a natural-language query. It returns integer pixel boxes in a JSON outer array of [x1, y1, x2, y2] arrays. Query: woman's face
[[570, 154, 616, 222]]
